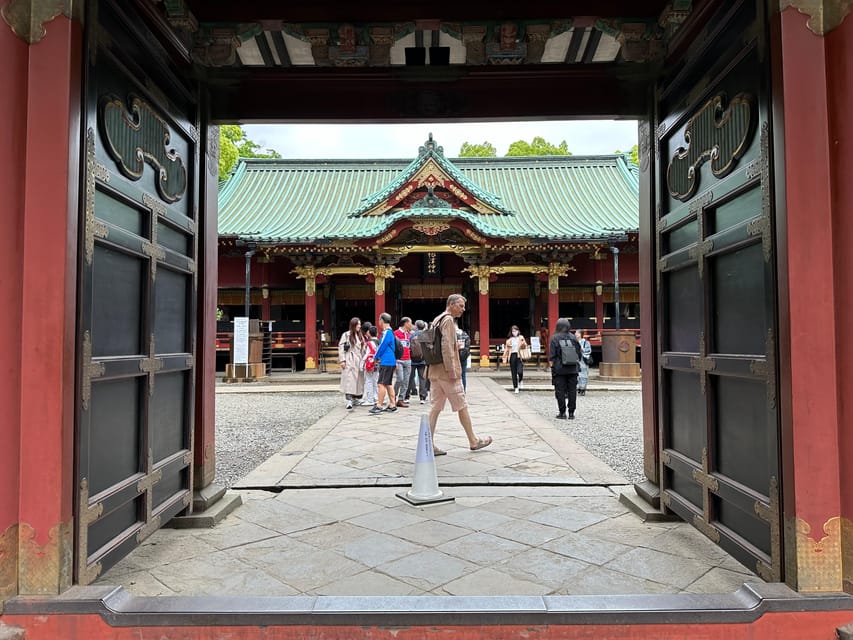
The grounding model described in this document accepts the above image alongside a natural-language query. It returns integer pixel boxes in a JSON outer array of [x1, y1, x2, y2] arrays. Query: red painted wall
[[17, 15, 82, 593], [0, 4, 28, 594], [4, 611, 853, 640], [776, 8, 843, 559], [827, 16, 853, 564]]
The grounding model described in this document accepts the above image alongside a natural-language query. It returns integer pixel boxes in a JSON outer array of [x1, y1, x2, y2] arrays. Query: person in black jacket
[[548, 317, 583, 420]]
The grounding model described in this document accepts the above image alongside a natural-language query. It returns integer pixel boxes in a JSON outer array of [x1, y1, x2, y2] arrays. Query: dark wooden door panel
[[75, 0, 198, 585], [655, 0, 781, 581]]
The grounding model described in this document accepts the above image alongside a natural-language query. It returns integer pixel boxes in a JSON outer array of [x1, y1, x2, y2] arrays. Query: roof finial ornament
[[418, 133, 443, 158]]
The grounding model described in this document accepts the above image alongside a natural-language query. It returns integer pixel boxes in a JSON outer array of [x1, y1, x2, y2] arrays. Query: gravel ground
[[214, 392, 340, 487], [215, 387, 644, 487], [517, 389, 645, 484]]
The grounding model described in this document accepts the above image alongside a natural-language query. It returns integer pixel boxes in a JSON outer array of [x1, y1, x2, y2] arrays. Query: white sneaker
[[346, 401, 353, 409], [514, 388, 519, 394], [519, 381, 524, 389], [420, 399, 425, 404]]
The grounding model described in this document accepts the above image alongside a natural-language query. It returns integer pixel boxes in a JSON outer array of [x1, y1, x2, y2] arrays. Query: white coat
[[338, 333, 366, 395]]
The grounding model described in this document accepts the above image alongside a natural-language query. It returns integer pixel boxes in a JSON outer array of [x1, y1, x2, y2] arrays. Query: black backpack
[[412, 315, 446, 366], [559, 338, 579, 366], [394, 335, 404, 359]]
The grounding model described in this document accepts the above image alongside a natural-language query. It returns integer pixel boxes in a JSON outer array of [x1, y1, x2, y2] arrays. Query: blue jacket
[[374, 327, 397, 367]]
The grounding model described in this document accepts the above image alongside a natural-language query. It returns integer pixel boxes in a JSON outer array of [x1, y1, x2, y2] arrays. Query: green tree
[[218, 125, 281, 181], [505, 136, 570, 156], [458, 141, 497, 157], [614, 144, 640, 166]]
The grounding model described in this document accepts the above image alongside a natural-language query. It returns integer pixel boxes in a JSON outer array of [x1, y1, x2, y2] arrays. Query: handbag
[[519, 345, 532, 361]]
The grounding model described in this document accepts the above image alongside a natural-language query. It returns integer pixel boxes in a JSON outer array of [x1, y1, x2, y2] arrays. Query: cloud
[[243, 120, 638, 159]]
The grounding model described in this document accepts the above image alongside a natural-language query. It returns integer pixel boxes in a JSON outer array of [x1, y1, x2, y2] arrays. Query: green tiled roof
[[218, 142, 639, 244]]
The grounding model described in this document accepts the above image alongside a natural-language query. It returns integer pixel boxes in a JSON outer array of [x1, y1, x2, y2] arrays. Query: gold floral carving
[[412, 221, 450, 236], [1, 0, 78, 43], [547, 263, 571, 294], [81, 330, 105, 411], [791, 515, 847, 591], [369, 265, 400, 295], [462, 264, 492, 295], [85, 128, 109, 265], [0, 523, 18, 599], [19, 520, 73, 594], [305, 356, 317, 369], [293, 266, 317, 296], [780, 0, 853, 36], [75, 478, 103, 585]]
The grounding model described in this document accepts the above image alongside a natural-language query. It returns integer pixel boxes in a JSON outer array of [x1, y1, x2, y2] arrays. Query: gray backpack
[[559, 339, 579, 366]]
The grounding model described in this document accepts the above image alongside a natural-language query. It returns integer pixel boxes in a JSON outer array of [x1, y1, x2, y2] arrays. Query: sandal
[[433, 448, 447, 456], [469, 436, 493, 451]]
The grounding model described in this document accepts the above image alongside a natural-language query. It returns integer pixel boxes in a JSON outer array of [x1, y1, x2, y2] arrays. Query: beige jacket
[[427, 312, 461, 381]]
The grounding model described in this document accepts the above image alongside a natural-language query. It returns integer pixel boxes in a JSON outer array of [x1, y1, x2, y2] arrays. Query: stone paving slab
[[94, 376, 763, 598], [237, 377, 626, 489]]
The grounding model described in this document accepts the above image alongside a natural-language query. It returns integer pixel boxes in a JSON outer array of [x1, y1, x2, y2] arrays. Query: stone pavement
[[95, 376, 761, 597]]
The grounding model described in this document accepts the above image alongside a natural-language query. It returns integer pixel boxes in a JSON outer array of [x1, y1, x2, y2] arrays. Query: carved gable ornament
[[99, 94, 188, 203], [667, 93, 753, 202]]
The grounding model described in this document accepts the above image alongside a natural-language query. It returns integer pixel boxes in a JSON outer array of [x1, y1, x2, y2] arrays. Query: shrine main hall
[[216, 134, 640, 370]]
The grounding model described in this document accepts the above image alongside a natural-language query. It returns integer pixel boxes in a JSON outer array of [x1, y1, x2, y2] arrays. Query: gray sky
[[242, 120, 638, 159]]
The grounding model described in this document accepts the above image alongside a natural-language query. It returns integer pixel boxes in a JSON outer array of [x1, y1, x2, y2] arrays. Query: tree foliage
[[614, 144, 640, 166], [458, 141, 497, 157], [218, 125, 282, 181], [505, 136, 570, 157]]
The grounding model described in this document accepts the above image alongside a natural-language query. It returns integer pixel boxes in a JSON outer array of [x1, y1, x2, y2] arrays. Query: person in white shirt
[[501, 324, 528, 394]]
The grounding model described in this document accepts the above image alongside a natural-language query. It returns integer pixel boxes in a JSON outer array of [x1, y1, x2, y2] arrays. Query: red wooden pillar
[[774, 6, 852, 592], [304, 277, 318, 370], [476, 271, 491, 368], [374, 288, 386, 325], [0, 9, 29, 602], [547, 264, 568, 338], [17, 14, 82, 595], [193, 124, 220, 492]]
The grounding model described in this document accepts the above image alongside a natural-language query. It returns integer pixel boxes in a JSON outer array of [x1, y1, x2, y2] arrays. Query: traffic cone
[[396, 415, 454, 506]]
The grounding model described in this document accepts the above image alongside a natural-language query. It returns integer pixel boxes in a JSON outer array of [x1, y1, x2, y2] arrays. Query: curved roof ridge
[[347, 133, 513, 217]]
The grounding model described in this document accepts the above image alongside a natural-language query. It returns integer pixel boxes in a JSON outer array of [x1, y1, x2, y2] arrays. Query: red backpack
[[365, 341, 377, 372]]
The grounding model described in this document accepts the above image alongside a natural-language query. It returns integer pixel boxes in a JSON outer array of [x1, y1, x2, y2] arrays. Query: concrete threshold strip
[[234, 480, 627, 492], [4, 583, 853, 634]]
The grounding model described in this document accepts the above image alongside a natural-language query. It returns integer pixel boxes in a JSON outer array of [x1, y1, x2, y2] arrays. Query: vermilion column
[[547, 263, 568, 338], [0, 8, 29, 602], [374, 287, 386, 325], [17, 14, 82, 594], [304, 276, 318, 370], [774, 6, 851, 592], [477, 274, 490, 368]]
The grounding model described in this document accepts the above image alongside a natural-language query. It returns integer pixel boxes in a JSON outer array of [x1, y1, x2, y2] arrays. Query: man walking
[[428, 294, 492, 454], [394, 317, 413, 407], [369, 312, 398, 414], [548, 317, 583, 419]]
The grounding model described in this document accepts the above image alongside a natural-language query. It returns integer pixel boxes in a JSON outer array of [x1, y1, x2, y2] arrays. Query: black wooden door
[[75, 0, 198, 584], [655, 0, 781, 581]]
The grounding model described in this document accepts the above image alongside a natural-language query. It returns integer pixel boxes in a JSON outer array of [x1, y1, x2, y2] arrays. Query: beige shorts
[[429, 377, 467, 412]]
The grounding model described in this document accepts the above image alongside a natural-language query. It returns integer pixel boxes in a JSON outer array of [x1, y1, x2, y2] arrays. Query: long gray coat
[[338, 333, 366, 395]]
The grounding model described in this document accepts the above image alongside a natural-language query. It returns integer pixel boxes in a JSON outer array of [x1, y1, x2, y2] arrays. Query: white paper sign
[[530, 336, 541, 353], [233, 317, 250, 364]]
